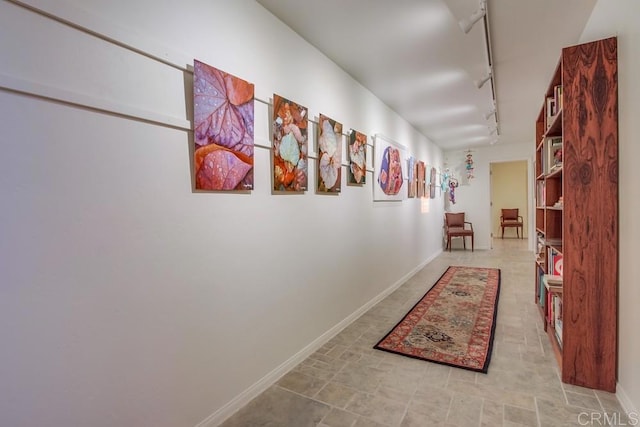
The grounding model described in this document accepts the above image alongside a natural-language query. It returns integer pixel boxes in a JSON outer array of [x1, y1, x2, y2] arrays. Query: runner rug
[[374, 266, 501, 373]]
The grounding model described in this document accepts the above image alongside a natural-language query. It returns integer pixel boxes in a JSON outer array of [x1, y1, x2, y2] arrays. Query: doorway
[[490, 160, 528, 243]]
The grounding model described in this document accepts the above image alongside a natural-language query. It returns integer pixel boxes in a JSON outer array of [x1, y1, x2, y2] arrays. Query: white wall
[[0, 1, 445, 426], [444, 142, 533, 250], [580, 0, 640, 415]]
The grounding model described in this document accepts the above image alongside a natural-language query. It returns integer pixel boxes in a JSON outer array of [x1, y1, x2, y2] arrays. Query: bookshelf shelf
[[533, 37, 618, 392]]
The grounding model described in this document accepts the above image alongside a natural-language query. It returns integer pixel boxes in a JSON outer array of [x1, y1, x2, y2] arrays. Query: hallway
[[220, 239, 625, 426]]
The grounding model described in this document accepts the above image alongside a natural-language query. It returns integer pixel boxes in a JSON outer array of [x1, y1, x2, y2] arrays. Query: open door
[[490, 160, 528, 243]]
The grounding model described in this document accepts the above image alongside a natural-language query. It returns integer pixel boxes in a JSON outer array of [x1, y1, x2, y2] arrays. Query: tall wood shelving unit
[[534, 36, 618, 392]]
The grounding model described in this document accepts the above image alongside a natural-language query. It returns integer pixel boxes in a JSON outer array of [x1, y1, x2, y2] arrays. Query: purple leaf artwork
[[193, 60, 254, 191]]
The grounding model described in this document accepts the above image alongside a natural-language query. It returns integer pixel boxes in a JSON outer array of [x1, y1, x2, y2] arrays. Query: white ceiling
[[256, 0, 596, 151]]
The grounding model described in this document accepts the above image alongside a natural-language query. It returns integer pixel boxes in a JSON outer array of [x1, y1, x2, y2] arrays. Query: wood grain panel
[[562, 37, 617, 392]]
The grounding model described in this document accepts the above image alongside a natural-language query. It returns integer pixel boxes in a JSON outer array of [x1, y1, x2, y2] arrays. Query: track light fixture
[[484, 108, 496, 120], [459, 0, 487, 34], [475, 71, 492, 89]]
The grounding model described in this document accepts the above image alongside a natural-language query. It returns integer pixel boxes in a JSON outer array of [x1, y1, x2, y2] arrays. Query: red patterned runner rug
[[374, 266, 501, 373]]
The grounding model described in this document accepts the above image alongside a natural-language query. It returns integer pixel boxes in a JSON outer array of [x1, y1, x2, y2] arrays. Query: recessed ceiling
[[255, 0, 596, 151]]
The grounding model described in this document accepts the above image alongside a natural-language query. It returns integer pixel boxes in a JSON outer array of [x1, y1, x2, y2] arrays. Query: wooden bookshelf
[[533, 37, 618, 392]]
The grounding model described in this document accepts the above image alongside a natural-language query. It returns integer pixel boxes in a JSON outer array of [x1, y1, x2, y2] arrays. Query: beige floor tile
[[314, 381, 358, 408], [219, 385, 330, 427], [278, 370, 328, 397], [319, 407, 359, 427], [345, 392, 408, 426], [504, 404, 537, 426], [565, 390, 603, 411], [446, 392, 483, 426], [480, 399, 504, 427]]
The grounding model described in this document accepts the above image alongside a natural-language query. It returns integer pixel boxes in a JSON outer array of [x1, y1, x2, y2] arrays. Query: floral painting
[[347, 130, 367, 185], [317, 114, 342, 193], [272, 94, 308, 191], [193, 60, 254, 191], [407, 156, 416, 198], [417, 161, 426, 198], [373, 134, 405, 201]]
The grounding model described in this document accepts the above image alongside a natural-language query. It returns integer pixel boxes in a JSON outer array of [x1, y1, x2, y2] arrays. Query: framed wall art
[[317, 114, 342, 193], [430, 166, 437, 198], [407, 156, 416, 198], [347, 129, 367, 185], [193, 60, 254, 191], [373, 134, 406, 201], [272, 94, 308, 192]]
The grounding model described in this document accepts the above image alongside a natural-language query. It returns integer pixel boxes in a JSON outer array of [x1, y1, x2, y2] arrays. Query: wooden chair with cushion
[[444, 212, 474, 252], [500, 208, 524, 239]]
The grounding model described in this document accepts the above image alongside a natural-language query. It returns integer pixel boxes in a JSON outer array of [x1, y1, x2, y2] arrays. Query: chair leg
[[463, 237, 466, 250], [472, 235, 474, 252]]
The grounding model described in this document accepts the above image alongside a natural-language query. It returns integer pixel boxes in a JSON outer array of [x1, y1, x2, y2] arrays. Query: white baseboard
[[195, 250, 442, 427], [617, 382, 639, 417]]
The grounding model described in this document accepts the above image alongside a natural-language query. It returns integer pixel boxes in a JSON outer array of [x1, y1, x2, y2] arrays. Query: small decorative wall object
[[465, 150, 475, 180], [373, 134, 405, 201], [272, 94, 308, 192], [317, 114, 342, 193], [449, 177, 459, 204], [417, 161, 426, 198], [347, 130, 367, 184], [193, 60, 254, 191], [430, 167, 436, 198], [407, 156, 416, 198], [441, 168, 451, 192]]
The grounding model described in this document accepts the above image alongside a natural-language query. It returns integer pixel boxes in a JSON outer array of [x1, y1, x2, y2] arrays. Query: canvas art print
[[417, 161, 426, 198], [407, 156, 416, 198], [347, 130, 367, 185], [273, 94, 308, 191], [317, 114, 342, 193], [193, 60, 254, 190], [374, 135, 405, 201], [430, 167, 437, 198]]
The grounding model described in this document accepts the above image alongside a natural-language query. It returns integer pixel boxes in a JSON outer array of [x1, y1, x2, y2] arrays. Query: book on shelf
[[553, 293, 563, 347], [536, 232, 545, 258], [543, 137, 563, 174], [545, 237, 562, 247], [545, 97, 557, 130], [554, 85, 563, 113], [537, 267, 546, 307], [536, 181, 545, 206], [547, 247, 563, 275], [543, 274, 563, 293]]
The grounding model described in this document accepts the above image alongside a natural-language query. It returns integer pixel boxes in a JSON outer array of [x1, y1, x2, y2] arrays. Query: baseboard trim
[[617, 382, 639, 417], [195, 250, 442, 427]]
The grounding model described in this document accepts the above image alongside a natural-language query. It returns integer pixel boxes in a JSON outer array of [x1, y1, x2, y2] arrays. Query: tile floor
[[220, 239, 626, 426]]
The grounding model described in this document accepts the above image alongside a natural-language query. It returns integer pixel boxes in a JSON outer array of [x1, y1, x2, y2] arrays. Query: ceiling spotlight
[[484, 109, 496, 120], [475, 71, 492, 89], [459, 0, 487, 34]]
